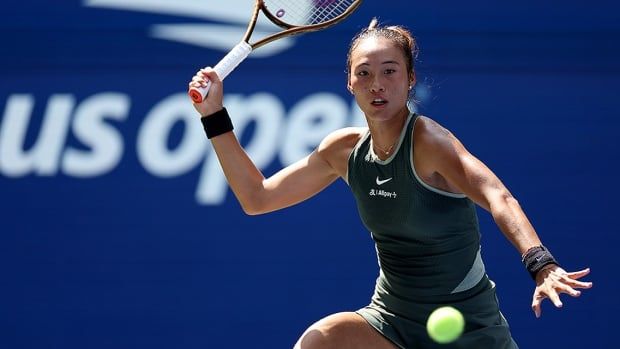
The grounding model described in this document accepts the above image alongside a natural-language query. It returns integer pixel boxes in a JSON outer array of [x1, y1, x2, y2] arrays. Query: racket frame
[[255, 0, 362, 49]]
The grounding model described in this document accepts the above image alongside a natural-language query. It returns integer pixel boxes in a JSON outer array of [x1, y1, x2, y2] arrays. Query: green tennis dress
[[347, 112, 518, 348]]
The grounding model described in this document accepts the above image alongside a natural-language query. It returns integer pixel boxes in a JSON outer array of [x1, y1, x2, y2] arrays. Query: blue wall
[[1, 1, 618, 347]]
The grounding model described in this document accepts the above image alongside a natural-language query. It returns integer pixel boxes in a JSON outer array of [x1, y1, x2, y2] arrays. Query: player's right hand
[[531, 265, 592, 318], [189, 67, 224, 117]]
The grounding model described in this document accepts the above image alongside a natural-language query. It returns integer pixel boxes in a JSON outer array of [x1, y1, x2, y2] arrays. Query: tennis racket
[[188, 0, 362, 103]]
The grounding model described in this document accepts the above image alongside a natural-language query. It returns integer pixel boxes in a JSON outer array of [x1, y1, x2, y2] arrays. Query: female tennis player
[[188, 18, 592, 349]]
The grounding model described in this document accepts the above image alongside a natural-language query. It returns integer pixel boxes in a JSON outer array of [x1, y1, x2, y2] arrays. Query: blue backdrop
[[1, 0, 618, 348]]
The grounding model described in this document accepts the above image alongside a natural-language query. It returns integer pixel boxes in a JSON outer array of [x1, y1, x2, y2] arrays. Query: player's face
[[348, 37, 413, 122]]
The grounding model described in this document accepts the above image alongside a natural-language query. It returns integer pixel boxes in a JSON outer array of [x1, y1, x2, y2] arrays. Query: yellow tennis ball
[[426, 306, 465, 344]]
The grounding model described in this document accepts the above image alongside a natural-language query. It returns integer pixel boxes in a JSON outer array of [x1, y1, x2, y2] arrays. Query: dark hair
[[346, 18, 418, 79]]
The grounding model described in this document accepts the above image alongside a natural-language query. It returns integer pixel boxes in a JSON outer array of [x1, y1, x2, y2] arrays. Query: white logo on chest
[[376, 176, 393, 185]]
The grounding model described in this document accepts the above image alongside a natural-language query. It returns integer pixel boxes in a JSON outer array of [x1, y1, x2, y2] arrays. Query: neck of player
[[368, 107, 409, 159]]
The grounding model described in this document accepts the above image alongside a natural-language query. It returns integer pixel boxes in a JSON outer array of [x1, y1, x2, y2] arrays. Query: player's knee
[[294, 320, 347, 349], [295, 328, 333, 349]]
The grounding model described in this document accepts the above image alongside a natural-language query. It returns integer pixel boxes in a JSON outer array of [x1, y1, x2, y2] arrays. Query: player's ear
[[347, 80, 354, 94], [409, 71, 416, 88]]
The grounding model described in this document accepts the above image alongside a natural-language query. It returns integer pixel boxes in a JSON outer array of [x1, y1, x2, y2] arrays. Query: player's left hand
[[531, 265, 592, 318]]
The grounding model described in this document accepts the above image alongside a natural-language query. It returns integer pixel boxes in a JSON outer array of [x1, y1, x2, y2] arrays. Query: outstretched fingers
[[562, 267, 593, 290], [531, 297, 542, 318], [531, 292, 550, 318], [531, 286, 562, 318], [531, 267, 593, 318], [556, 282, 582, 298], [561, 277, 593, 290], [566, 268, 592, 280]]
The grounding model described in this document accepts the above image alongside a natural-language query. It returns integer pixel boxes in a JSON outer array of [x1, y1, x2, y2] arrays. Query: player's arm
[[189, 68, 356, 215], [414, 117, 538, 254], [414, 117, 592, 316], [210, 130, 344, 215]]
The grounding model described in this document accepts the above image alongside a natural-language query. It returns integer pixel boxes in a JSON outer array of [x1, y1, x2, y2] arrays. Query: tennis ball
[[426, 306, 465, 344]]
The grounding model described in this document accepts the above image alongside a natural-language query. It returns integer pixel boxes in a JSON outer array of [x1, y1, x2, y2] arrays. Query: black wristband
[[201, 107, 233, 139], [522, 245, 559, 280]]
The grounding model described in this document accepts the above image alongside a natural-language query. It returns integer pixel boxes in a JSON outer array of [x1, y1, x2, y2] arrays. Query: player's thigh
[[294, 312, 398, 349]]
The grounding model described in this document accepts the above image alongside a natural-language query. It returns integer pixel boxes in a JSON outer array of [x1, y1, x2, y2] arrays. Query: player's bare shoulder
[[413, 115, 459, 156], [317, 127, 368, 178], [318, 127, 367, 151], [413, 115, 470, 179], [414, 116, 454, 144]]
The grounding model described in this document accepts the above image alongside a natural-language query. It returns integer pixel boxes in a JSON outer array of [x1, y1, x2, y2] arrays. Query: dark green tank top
[[347, 112, 486, 302]]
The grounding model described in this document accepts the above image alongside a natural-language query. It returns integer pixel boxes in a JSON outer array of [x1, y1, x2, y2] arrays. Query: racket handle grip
[[189, 41, 253, 103]]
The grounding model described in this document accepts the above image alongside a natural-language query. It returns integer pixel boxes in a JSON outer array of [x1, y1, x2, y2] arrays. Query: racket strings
[[311, 1, 352, 24], [264, 0, 357, 26]]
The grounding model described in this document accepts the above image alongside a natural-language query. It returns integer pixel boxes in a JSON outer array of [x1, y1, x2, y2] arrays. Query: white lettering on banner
[[137, 93, 205, 177], [84, 0, 293, 57], [63, 93, 130, 177], [0, 94, 74, 177], [280, 93, 348, 166], [0, 91, 406, 205]]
